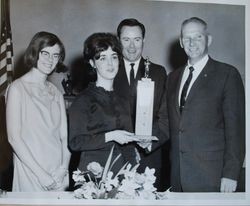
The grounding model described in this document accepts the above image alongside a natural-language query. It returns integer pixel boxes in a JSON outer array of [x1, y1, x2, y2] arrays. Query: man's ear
[[179, 37, 184, 48], [207, 34, 212, 47]]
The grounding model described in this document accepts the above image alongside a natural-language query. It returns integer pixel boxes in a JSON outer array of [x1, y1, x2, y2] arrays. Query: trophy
[[135, 57, 155, 137], [144, 56, 150, 78], [62, 74, 74, 96]]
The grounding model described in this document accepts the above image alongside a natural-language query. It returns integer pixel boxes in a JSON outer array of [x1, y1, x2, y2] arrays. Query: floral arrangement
[[72, 146, 162, 199]]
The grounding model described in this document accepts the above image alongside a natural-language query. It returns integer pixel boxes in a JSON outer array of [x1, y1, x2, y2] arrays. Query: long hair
[[24, 31, 65, 70]]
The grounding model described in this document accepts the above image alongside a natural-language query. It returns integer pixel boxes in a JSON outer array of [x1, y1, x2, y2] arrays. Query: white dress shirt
[[178, 55, 209, 106], [124, 58, 141, 85]]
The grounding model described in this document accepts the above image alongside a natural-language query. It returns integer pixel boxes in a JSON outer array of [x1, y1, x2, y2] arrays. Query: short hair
[[83, 32, 122, 64], [24, 31, 65, 70], [181, 17, 208, 36], [117, 18, 145, 39]]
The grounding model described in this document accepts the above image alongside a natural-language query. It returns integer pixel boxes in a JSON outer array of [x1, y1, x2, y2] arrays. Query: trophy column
[[135, 78, 154, 136], [135, 57, 155, 136]]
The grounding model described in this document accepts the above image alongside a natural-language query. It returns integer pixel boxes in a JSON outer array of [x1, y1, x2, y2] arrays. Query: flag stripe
[[6, 58, 12, 65], [0, 81, 8, 93], [7, 65, 13, 72], [0, 58, 7, 69], [0, 0, 14, 93], [0, 72, 7, 85], [0, 43, 7, 52], [0, 66, 7, 77], [0, 52, 6, 60]]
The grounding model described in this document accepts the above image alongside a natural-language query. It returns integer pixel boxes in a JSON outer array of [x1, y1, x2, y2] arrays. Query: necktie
[[180, 66, 194, 113], [130, 63, 135, 88]]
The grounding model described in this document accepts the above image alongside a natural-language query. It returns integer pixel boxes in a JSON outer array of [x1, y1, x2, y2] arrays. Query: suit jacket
[[166, 57, 245, 192], [114, 57, 169, 188]]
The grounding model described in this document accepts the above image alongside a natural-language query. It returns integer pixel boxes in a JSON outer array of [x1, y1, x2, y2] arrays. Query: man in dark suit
[[113, 18, 169, 191], [167, 17, 245, 192]]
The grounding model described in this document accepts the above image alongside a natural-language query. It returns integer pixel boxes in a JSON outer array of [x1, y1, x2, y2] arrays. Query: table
[[0, 191, 248, 206]]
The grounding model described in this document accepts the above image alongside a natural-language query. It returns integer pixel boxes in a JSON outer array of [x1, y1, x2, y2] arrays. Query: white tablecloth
[[0, 192, 248, 206]]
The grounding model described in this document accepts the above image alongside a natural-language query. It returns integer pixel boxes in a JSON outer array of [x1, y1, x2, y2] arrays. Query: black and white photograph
[[0, 0, 249, 205]]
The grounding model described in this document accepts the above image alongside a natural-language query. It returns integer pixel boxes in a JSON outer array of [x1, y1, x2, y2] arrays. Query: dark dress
[[68, 83, 136, 174]]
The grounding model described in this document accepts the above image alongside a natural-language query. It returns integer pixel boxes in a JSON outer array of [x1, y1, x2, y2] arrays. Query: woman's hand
[[105, 130, 136, 145], [38, 172, 57, 191], [54, 173, 69, 191], [51, 166, 69, 191], [52, 166, 68, 185], [133, 135, 158, 150]]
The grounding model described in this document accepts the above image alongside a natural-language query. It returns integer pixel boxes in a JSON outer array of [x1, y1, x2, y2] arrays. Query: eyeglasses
[[40, 51, 61, 61]]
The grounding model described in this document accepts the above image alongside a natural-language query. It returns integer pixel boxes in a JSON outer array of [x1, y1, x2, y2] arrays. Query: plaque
[[135, 78, 154, 136]]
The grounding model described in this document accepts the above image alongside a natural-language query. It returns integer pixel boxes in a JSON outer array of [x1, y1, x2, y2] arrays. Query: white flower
[[143, 181, 156, 192], [144, 167, 156, 183], [137, 190, 156, 200], [74, 188, 85, 198], [134, 173, 145, 185], [82, 181, 98, 199], [87, 162, 103, 178], [72, 169, 86, 182], [72, 147, 158, 200], [104, 171, 119, 191], [115, 191, 136, 199], [119, 178, 141, 196]]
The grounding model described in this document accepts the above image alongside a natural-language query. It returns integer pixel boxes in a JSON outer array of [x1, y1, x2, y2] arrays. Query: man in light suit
[[167, 17, 245, 192], [113, 18, 169, 191]]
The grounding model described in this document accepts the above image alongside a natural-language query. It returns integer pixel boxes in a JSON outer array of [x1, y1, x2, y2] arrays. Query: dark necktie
[[130, 63, 135, 88], [180, 66, 194, 113]]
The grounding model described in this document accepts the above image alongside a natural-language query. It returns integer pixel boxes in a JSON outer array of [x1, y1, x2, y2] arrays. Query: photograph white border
[[0, 0, 249, 205]]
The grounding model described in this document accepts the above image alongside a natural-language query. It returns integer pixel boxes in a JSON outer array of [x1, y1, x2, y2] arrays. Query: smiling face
[[90, 47, 119, 81], [36, 44, 61, 75], [120, 26, 144, 62], [180, 22, 212, 65]]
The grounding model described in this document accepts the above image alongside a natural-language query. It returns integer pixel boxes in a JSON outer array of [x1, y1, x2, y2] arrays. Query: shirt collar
[[124, 57, 141, 71], [187, 55, 209, 71]]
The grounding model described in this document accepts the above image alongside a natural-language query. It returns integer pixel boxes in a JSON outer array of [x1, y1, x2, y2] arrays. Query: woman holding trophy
[[68, 33, 138, 173]]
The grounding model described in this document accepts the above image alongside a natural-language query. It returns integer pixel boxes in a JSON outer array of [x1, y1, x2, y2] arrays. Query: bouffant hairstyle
[[83, 32, 122, 64]]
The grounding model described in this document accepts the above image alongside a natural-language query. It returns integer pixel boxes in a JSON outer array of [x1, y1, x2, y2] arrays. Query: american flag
[[0, 0, 13, 94]]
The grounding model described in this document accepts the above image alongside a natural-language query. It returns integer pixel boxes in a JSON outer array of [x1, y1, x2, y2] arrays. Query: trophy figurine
[[62, 73, 74, 96], [144, 56, 151, 78]]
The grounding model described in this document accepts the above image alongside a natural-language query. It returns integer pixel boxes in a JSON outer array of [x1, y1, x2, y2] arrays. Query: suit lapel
[[175, 68, 185, 117], [116, 59, 130, 93], [136, 58, 145, 80], [185, 58, 215, 104]]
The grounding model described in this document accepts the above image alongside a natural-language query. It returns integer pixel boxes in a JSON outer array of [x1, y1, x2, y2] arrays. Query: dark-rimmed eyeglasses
[[40, 51, 61, 61]]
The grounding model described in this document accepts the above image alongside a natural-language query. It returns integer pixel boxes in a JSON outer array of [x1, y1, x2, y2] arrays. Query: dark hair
[[117, 18, 145, 39], [83, 32, 122, 64], [181, 17, 208, 36], [24, 31, 65, 70]]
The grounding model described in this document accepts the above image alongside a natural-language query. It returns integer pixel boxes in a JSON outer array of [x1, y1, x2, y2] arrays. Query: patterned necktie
[[130, 63, 135, 88], [180, 66, 194, 113]]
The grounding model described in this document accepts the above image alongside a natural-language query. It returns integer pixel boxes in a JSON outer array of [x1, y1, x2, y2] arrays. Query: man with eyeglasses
[[166, 17, 245, 192]]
